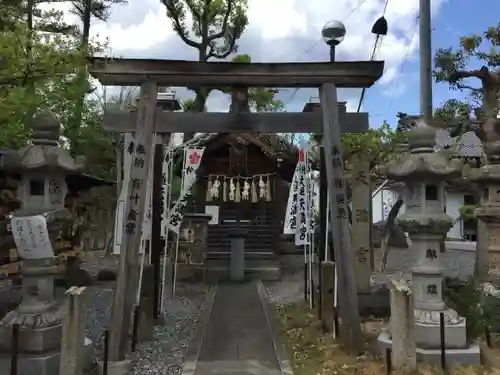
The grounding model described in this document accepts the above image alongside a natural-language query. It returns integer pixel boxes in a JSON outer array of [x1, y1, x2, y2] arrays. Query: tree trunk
[[183, 88, 210, 142], [378, 197, 403, 272], [69, 0, 91, 156]]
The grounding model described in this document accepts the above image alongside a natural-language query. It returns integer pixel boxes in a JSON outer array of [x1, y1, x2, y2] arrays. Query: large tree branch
[[377, 197, 404, 273], [207, 0, 232, 42], [162, 0, 200, 49], [450, 66, 500, 87]]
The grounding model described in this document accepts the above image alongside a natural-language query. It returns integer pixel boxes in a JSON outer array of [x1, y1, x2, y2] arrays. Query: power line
[[356, 0, 389, 112], [284, 0, 375, 108], [290, 0, 372, 62], [386, 15, 419, 114]]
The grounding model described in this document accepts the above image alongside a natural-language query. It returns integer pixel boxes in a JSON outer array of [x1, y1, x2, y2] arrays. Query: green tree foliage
[[433, 22, 500, 136], [310, 121, 404, 174], [222, 54, 284, 112], [0, 2, 117, 181], [0, 5, 97, 148]]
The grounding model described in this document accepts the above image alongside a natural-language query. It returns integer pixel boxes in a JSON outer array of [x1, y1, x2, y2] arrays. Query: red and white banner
[[167, 147, 205, 234]]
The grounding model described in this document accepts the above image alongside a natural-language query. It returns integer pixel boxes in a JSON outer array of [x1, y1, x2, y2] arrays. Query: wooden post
[[389, 279, 416, 374], [319, 83, 363, 351], [137, 264, 155, 341], [351, 156, 372, 293], [320, 261, 336, 333], [59, 286, 87, 375], [108, 81, 158, 361]]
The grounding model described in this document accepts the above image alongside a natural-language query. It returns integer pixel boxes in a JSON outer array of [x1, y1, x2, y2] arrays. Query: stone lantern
[[377, 119, 480, 364], [0, 113, 95, 375], [472, 148, 500, 283]]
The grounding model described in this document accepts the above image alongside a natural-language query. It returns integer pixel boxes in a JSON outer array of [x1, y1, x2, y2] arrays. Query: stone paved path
[[194, 282, 281, 375]]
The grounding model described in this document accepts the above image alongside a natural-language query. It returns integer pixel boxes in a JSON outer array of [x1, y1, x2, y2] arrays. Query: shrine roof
[[175, 132, 302, 163], [398, 116, 483, 157], [88, 57, 384, 88]]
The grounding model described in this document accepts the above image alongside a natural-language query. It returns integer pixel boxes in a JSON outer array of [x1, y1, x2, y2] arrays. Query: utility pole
[[419, 0, 433, 122]]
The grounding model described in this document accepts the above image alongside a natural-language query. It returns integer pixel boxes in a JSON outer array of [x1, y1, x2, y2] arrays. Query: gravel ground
[[264, 254, 305, 306], [81, 252, 210, 375], [130, 284, 209, 375], [0, 251, 210, 375]]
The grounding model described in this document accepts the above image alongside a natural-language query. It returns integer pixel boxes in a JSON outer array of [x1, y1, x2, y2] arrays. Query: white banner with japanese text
[[167, 147, 205, 234], [294, 148, 310, 246]]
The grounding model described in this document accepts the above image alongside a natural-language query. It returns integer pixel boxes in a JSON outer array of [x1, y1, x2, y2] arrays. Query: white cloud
[[40, 0, 448, 109]]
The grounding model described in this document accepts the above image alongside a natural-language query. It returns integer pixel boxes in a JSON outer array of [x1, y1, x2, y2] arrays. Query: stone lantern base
[[0, 337, 96, 375], [377, 330, 480, 365]]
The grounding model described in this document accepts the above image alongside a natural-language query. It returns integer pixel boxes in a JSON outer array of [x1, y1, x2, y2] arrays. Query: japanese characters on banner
[[11, 215, 54, 259], [284, 148, 316, 242], [295, 148, 310, 246], [283, 170, 299, 235], [161, 137, 177, 238], [113, 132, 135, 255], [167, 147, 205, 234], [138, 135, 157, 254]]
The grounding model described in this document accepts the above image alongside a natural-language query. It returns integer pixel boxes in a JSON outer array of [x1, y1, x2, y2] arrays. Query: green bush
[[444, 277, 500, 339]]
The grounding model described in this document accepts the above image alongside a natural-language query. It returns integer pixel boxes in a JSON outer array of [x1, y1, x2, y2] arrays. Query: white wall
[[371, 187, 467, 240], [446, 192, 464, 239], [372, 187, 402, 224]]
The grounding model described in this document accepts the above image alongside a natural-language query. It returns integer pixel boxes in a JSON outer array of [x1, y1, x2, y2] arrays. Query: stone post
[[59, 286, 87, 375], [229, 234, 245, 281], [377, 118, 480, 365], [389, 279, 416, 374], [351, 156, 372, 293], [320, 261, 336, 333], [473, 162, 500, 284]]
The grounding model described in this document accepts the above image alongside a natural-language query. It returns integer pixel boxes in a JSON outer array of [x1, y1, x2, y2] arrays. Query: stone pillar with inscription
[[377, 119, 480, 365], [0, 113, 96, 375], [472, 146, 500, 283]]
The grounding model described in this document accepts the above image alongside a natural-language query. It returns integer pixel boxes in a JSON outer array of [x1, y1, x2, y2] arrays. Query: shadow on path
[[194, 282, 281, 375]]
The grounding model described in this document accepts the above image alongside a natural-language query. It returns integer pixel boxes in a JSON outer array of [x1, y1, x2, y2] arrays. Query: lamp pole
[[419, 0, 433, 123]]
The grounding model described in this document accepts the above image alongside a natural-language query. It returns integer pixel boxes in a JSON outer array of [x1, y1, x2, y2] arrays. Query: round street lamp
[[321, 20, 346, 62]]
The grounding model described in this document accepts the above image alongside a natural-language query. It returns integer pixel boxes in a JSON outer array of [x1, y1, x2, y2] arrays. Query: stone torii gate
[[88, 57, 384, 361]]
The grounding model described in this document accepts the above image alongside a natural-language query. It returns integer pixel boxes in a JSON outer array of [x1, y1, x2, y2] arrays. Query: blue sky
[[361, 0, 497, 128]]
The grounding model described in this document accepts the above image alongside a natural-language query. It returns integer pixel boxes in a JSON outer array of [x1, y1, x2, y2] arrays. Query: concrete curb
[[257, 280, 295, 375], [181, 284, 218, 375]]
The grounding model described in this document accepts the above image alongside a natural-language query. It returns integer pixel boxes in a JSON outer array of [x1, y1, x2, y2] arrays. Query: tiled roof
[[435, 129, 483, 157], [399, 116, 484, 157]]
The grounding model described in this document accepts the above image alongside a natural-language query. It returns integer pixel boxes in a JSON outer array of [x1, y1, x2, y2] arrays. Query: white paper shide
[[11, 215, 54, 259]]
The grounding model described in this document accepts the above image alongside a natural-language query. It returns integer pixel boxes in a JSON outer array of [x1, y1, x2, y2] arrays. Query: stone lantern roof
[[3, 112, 86, 173], [386, 119, 462, 181]]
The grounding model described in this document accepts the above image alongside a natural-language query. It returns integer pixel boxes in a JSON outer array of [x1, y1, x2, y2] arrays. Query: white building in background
[[372, 125, 483, 241]]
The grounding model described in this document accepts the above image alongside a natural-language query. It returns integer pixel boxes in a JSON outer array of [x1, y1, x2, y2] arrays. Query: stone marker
[[351, 156, 372, 294], [320, 261, 336, 334], [137, 264, 155, 342], [59, 286, 87, 375], [389, 279, 416, 375]]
